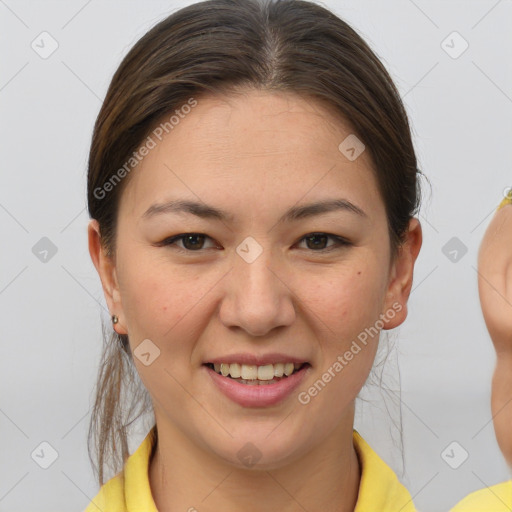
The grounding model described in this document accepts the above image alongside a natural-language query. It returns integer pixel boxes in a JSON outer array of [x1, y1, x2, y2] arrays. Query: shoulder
[[83, 472, 125, 512], [82, 427, 158, 512], [449, 481, 512, 512], [353, 430, 416, 511]]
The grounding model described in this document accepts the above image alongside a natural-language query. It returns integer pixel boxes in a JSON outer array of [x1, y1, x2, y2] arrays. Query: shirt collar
[[353, 430, 416, 511]]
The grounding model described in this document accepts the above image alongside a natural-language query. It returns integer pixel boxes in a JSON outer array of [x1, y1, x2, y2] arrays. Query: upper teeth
[[213, 362, 302, 380]]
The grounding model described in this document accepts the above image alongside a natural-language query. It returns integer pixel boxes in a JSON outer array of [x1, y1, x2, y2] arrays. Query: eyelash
[[157, 232, 351, 254]]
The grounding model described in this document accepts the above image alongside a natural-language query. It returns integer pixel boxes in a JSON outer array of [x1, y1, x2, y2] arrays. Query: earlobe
[[381, 218, 422, 330], [87, 219, 128, 335]]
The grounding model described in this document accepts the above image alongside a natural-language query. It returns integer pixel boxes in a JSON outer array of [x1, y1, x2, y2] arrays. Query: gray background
[[1, 1, 511, 511]]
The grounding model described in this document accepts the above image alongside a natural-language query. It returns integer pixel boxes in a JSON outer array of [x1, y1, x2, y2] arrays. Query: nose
[[218, 247, 296, 337]]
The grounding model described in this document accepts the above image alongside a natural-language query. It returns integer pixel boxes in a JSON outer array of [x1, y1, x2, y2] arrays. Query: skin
[[88, 89, 422, 512], [477, 199, 512, 467]]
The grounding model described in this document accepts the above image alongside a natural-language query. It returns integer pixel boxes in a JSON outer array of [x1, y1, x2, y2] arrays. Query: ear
[[381, 217, 422, 330], [87, 219, 128, 335]]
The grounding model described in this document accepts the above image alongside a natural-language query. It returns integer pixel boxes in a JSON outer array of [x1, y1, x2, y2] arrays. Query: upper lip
[[204, 353, 309, 366]]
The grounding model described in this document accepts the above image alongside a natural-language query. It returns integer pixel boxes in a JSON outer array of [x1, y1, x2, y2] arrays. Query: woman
[[84, 0, 423, 510], [450, 190, 512, 510]]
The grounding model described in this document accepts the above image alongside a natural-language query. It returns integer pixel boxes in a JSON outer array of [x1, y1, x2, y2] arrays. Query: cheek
[[299, 259, 387, 394], [117, 251, 208, 340], [297, 269, 386, 411], [118, 263, 211, 392], [302, 263, 387, 340], [126, 280, 204, 340]]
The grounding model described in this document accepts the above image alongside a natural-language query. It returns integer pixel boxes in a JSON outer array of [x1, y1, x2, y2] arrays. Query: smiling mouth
[[204, 362, 310, 385]]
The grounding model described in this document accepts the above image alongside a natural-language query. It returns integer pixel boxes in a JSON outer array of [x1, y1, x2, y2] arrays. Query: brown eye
[[298, 233, 350, 252], [159, 233, 217, 252], [158, 232, 350, 254], [180, 234, 206, 250]]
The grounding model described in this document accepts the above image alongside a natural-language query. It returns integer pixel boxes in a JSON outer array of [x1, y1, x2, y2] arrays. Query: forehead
[[118, 90, 384, 221]]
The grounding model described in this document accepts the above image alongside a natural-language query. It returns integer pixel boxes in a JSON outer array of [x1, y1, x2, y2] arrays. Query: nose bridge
[[236, 237, 276, 296], [221, 235, 295, 336]]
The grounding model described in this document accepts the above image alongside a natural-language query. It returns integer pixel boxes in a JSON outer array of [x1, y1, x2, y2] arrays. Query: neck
[[149, 405, 361, 512]]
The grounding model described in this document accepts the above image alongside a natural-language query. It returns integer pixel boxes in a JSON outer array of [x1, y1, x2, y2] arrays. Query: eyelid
[[157, 232, 351, 253], [296, 233, 351, 251], [156, 233, 219, 251]]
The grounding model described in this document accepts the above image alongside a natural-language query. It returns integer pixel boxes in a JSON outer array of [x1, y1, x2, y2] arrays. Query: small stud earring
[[112, 315, 119, 325]]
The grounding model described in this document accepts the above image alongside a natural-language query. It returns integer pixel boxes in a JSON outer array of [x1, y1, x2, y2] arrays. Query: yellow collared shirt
[[84, 427, 416, 512], [449, 481, 512, 512]]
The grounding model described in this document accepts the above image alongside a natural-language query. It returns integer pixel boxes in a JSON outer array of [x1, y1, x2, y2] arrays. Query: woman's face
[[90, 89, 421, 469]]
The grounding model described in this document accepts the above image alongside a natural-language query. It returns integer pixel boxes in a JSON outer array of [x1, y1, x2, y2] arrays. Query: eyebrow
[[142, 198, 367, 224]]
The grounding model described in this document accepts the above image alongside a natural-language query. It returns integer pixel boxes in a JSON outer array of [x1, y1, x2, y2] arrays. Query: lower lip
[[204, 364, 311, 407]]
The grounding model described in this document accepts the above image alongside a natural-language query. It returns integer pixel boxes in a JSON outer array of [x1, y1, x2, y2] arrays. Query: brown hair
[[87, 0, 425, 486]]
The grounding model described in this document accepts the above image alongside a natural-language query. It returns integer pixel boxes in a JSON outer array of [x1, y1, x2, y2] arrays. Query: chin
[[211, 436, 308, 471]]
